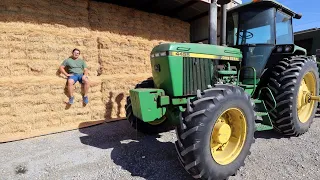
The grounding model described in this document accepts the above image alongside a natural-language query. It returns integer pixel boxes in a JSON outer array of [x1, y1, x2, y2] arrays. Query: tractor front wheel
[[175, 84, 255, 180]]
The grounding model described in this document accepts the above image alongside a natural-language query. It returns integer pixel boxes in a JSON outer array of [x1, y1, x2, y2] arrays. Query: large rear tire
[[125, 79, 172, 134], [265, 56, 319, 136], [175, 84, 255, 180]]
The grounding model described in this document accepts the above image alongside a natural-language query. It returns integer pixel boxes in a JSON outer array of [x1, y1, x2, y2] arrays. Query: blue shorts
[[68, 74, 84, 84]]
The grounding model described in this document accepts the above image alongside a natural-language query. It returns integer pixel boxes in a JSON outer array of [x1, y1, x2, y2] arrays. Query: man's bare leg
[[82, 76, 90, 104], [67, 79, 75, 104]]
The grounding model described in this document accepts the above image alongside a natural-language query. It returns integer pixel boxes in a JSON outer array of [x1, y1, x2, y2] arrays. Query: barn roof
[[93, 0, 242, 22]]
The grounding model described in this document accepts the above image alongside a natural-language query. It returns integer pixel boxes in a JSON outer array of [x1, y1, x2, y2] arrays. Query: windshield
[[276, 11, 293, 44], [227, 8, 275, 46]]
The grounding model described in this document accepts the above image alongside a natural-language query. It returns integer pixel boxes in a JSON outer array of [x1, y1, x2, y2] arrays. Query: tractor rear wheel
[[125, 79, 172, 134], [175, 84, 255, 180], [265, 56, 319, 136]]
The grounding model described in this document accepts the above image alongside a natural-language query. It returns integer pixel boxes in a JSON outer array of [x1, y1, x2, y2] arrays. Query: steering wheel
[[237, 30, 254, 39]]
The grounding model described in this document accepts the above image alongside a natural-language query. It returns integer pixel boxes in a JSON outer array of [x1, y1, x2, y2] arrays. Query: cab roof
[[228, 0, 302, 19]]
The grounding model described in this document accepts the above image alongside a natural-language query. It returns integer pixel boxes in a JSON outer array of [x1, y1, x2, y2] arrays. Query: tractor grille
[[183, 57, 214, 95]]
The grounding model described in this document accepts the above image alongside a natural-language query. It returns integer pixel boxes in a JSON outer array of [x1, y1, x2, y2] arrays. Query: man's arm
[[83, 68, 89, 76], [59, 65, 72, 77], [60, 59, 73, 77], [83, 60, 89, 77]]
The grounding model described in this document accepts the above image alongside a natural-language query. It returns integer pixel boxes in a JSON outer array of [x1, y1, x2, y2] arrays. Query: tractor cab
[[226, 0, 305, 84]]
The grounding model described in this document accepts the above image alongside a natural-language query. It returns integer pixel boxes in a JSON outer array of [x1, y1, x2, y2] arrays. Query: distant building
[[294, 28, 320, 55]]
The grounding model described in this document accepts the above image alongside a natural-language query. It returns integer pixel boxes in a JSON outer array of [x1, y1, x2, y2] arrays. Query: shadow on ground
[[78, 120, 192, 180], [255, 109, 320, 139], [78, 109, 320, 179], [254, 130, 284, 139]]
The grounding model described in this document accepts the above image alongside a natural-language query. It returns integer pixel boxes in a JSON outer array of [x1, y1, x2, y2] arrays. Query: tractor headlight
[[285, 45, 292, 52], [160, 51, 167, 56], [277, 46, 283, 53], [151, 51, 168, 58]]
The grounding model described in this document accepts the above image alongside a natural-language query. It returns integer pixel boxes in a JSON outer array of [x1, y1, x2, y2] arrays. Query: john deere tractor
[[125, 0, 319, 179]]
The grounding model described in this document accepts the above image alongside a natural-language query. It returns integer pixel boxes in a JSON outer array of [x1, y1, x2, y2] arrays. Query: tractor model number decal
[[170, 51, 240, 61], [172, 52, 190, 57]]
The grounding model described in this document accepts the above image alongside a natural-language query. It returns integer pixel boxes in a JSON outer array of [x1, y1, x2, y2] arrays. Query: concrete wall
[[0, 0, 189, 142]]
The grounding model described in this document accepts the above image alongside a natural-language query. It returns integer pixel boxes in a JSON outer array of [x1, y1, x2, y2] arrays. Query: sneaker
[[68, 96, 74, 104], [83, 96, 89, 104]]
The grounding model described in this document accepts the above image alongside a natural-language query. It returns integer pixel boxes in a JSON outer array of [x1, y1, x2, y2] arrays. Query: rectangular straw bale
[[9, 50, 28, 60], [89, 1, 189, 42], [0, 63, 10, 77], [1, 122, 31, 134], [19, 112, 61, 131], [0, 102, 12, 116], [61, 0, 89, 9], [103, 90, 127, 119], [101, 74, 152, 92], [13, 104, 50, 117], [1, 0, 90, 27], [101, 61, 150, 75], [0, 86, 12, 97], [6, 94, 64, 109], [10, 84, 37, 97], [10, 61, 29, 76], [100, 74, 152, 118], [0, 115, 13, 127]]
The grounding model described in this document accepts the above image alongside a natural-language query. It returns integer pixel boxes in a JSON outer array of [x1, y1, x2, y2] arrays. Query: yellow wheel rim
[[148, 116, 166, 125], [297, 72, 317, 123], [210, 108, 247, 165]]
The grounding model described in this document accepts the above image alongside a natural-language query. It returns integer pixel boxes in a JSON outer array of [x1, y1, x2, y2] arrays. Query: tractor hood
[[151, 43, 243, 60], [149, 43, 243, 97]]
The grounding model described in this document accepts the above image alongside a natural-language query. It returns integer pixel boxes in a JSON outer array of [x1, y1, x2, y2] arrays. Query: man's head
[[72, 48, 80, 59]]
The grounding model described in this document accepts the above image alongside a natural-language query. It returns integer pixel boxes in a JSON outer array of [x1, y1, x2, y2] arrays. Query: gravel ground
[[0, 116, 320, 180]]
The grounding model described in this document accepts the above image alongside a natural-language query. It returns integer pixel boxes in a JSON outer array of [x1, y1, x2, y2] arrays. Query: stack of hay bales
[[0, 0, 189, 142]]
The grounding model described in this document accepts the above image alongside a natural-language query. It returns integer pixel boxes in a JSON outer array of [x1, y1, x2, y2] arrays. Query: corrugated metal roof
[[93, 0, 241, 22], [294, 28, 320, 35]]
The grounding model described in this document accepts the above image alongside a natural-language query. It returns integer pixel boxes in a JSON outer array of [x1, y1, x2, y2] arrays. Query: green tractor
[[125, 0, 319, 179]]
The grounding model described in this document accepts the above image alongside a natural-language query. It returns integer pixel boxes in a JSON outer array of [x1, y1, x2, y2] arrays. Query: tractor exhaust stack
[[218, 0, 231, 46], [220, 3, 227, 46], [209, 0, 218, 45]]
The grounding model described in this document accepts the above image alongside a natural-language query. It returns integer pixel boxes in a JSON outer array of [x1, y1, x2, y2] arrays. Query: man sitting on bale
[[59, 48, 90, 105]]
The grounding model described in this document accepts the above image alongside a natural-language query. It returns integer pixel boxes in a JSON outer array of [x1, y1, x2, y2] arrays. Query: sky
[[242, 0, 320, 32]]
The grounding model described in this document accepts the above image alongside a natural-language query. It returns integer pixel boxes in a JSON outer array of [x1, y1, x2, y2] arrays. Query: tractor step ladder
[[236, 66, 257, 95], [254, 99, 268, 116], [254, 87, 277, 131]]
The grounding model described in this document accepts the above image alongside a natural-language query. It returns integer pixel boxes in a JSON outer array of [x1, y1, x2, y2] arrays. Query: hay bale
[[0, 76, 105, 135], [101, 74, 152, 118], [0, 0, 190, 142]]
